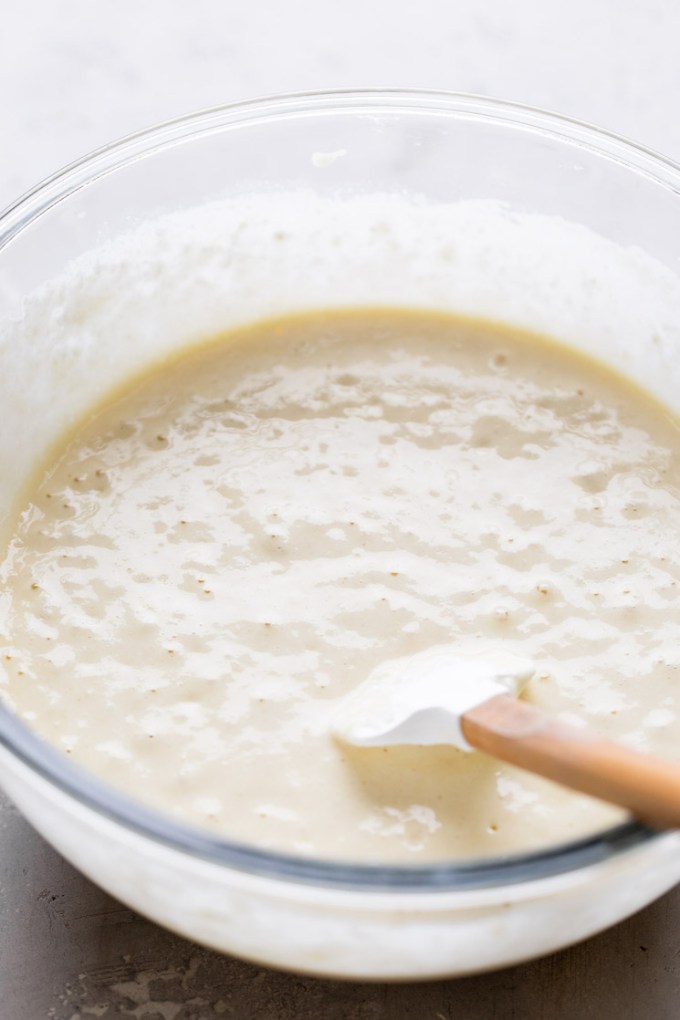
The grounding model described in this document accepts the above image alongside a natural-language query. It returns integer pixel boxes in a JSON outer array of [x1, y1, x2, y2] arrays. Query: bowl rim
[[0, 88, 669, 891]]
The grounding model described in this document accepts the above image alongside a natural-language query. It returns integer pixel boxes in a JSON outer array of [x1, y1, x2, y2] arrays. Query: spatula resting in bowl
[[331, 647, 680, 830]]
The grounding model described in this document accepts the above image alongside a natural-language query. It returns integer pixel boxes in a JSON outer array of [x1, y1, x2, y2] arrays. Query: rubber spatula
[[331, 646, 680, 829]]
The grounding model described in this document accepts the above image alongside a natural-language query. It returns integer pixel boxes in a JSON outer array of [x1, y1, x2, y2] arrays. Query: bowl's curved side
[[3, 745, 679, 980]]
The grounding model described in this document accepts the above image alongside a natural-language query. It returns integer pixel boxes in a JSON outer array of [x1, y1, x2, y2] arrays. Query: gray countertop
[[2, 3, 680, 1016]]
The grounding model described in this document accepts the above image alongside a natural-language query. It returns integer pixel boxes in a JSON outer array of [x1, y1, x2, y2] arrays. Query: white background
[[2, 2, 680, 1017], [3, 0, 680, 210]]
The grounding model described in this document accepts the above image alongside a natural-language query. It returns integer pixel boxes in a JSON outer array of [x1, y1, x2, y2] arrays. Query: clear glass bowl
[[1, 90, 680, 980]]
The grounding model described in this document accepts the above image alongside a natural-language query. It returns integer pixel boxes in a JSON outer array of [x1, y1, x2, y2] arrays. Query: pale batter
[[2, 307, 680, 861]]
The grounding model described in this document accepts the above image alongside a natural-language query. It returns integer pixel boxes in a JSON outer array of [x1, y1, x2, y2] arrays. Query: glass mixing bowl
[[1, 90, 680, 980]]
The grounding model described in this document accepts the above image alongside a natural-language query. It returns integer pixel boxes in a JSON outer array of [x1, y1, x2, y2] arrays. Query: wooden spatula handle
[[461, 693, 680, 829]]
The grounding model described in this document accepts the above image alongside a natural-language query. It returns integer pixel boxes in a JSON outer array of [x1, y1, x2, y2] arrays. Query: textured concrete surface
[[3, 2, 680, 1017]]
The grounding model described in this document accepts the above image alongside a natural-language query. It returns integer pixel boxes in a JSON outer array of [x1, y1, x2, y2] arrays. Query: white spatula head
[[332, 646, 535, 751]]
